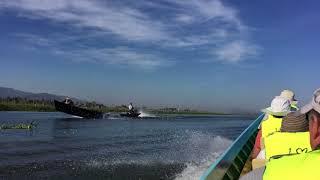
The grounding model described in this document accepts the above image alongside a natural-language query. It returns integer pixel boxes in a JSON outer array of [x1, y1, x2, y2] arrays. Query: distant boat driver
[[128, 102, 134, 113], [63, 97, 74, 106]]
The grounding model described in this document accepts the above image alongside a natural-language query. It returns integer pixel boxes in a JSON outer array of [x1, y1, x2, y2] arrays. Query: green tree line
[[0, 97, 226, 114], [0, 97, 128, 112], [0, 97, 55, 112]]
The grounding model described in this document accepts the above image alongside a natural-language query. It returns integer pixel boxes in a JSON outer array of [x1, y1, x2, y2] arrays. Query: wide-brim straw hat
[[262, 96, 291, 116], [281, 112, 308, 132]]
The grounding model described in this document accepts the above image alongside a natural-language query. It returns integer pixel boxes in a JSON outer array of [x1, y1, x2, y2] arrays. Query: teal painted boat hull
[[201, 114, 264, 180]]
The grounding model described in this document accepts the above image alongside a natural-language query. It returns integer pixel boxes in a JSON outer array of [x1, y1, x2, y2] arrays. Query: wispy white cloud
[[1, 0, 261, 66], [175, 14, 195, 24], [1, 0, 169, 41], [168, 0, 243, 29], [14, 33, 54, 47], [55, 47, 173, 70], [214, 41, 259, 63], [15, 33, 170, 69]]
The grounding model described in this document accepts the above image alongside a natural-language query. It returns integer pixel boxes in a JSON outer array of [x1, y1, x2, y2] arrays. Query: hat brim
[[300, 102, 313, 114], [262, 107, 290, 116]]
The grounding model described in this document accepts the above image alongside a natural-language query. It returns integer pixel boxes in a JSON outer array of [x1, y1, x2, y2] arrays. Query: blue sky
[[0, 0, 320, 112]]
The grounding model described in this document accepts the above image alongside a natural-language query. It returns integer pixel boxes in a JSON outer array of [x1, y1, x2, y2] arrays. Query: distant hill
[[0, 87, 80, 102]]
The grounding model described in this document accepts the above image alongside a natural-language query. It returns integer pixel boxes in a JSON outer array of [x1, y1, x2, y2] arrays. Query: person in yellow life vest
[[261, 96, 291, 139], [280, 89, 299, 111], [264, 112, 311, 160], [263, 88, 320, 180], [252, 96, 291, 159], [240, 111, 310, 180]]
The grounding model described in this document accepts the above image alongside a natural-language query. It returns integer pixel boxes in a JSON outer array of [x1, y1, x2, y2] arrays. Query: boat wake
[[138, 110, 156, 118], [174, 135, 232, 180], [84, 131, 232, 180], [71, 115, 83, 119]]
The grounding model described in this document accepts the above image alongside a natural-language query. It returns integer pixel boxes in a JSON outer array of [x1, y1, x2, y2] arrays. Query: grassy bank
[[0, 98, 227, 115], [0, 104, 226, 115], [0, 103, 56, 112]]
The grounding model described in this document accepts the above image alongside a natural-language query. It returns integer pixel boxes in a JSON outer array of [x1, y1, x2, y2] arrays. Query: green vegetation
[[0, 97, 129, 113], [0, 97, 226, 115], [0, 98, 55, 112], [0, 122, 36, 130]]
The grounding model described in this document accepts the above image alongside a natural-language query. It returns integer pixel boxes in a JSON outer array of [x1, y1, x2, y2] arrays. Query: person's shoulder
[[263, 114, 269, 120]]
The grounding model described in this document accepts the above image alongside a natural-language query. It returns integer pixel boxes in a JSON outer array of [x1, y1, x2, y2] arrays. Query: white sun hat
[[280, 89, 298, 104], [300, 88, 320, 114], [262, 96, 291, 116]]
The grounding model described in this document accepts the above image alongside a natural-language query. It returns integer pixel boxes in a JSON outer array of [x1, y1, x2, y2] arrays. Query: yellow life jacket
[[263, 150, 320, 180], [261, 115, 283, 138], [264, 132, 311, 160]]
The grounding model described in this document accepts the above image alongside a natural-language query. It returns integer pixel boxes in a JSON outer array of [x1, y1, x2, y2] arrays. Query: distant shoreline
[[0, 98, 231, 115], [0, 105, 230, 115], [0, 110, 257, 117], [0, 109, 229, 115], [0, 98, 257, 116]]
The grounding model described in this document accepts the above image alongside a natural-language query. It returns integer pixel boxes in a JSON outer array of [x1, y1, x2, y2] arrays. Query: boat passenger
[[264, 112, 311, 160], [63, 97, 74, 105], [251, 96, 291, 159], [128, 102, 134, 113], [263, 88, 320, 180], [280, 89, 299, 111], [241, 110, 310, 180]]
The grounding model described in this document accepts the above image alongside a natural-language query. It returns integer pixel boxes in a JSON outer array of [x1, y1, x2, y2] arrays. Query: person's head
[[262, 96, 291, 117], [306, 110, 320, 150], [280, 89, 298, 105], [300, 88, 320, 150]]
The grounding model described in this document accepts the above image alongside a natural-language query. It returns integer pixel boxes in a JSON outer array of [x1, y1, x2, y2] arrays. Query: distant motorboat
[[54, 100, 103, 119], [120, 112, 141, 118]]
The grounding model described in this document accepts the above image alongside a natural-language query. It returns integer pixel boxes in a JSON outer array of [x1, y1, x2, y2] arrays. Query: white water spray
[[175, 135, 232, 180], [138, 110, 156, 118]]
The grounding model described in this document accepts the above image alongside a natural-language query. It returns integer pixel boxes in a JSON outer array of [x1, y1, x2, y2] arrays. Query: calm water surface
[[0, 112, 255, 180]]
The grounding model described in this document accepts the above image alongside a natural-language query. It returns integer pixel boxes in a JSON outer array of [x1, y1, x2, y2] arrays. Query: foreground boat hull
[[54, 100, 103, 119], [201, 114, 264, 180]]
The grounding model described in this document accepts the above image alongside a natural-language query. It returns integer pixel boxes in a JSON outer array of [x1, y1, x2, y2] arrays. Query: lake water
[[0, 112, 254, 180]]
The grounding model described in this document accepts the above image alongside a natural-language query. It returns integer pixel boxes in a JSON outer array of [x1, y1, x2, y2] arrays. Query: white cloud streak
[[1, 0, 168, 41], [170, 0, 243, 28], [214, 41, 259, 63], [55, 47, 173, 70], [15, 33, 170, 69], [1, 0, 261, 66]]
